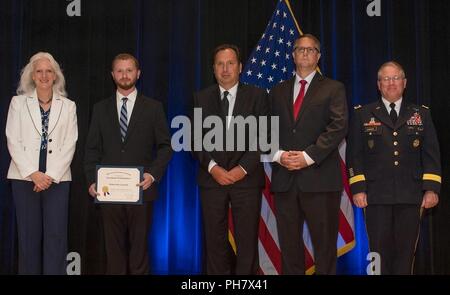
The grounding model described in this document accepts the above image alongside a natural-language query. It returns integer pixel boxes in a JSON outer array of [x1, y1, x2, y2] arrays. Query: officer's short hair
[[377, 61, 406, 79]]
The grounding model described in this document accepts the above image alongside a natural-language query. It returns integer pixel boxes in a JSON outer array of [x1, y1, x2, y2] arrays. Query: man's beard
[[116, 79, 137, 90]]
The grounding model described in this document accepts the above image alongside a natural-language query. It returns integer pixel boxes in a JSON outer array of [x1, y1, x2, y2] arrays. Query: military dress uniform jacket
[[346, 100, 441, 205]]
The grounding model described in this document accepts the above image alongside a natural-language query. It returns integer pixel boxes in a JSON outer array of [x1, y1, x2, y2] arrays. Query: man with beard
[[84, 53, 172, 274]]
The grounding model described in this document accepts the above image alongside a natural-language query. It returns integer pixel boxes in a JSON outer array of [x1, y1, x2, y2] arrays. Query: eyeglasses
[[378, 76, 405, 83], [294, 47, 319, 54]]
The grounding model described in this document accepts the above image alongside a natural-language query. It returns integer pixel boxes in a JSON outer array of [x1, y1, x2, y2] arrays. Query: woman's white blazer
[[5, 90, 78, 183]]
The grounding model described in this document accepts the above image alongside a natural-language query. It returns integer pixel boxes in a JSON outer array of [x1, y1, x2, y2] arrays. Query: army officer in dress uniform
[[346, 61, 441, 275]]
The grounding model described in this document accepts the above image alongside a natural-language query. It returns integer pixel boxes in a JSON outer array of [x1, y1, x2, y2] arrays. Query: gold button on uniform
[[394, 141, 398, 146], [394, 151, 399, 156], [394, 161, 399, 166], [393, 132, 398, 136]]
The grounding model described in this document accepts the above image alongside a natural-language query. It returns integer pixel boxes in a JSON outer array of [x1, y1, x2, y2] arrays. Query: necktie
[[221, 91, 229, 118], [389, 102, 397, 124], [120, 97, 128, 141], [293, 80, 307, 120]]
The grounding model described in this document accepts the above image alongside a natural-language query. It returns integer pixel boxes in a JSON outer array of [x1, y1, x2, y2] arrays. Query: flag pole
[[285, 0, 322, 74], [285, 0, 304, 36]]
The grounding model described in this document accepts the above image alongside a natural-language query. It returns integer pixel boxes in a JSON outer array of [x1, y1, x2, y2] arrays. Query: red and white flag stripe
[[257, 140, 355, 275]]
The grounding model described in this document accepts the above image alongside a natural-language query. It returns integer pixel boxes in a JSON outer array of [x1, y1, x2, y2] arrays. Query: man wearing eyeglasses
[[346, 61, 441, 274], [269, 34, 348, 274]]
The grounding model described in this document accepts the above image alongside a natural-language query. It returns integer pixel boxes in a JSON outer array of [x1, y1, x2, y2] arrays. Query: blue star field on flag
[[240, 0, 301, 92]]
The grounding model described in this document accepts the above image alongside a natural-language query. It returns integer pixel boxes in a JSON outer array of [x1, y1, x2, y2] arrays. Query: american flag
[[232, 0, 356, 274]]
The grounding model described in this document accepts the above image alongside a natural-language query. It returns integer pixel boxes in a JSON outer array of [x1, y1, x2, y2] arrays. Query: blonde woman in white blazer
[[5, 52, 78, 274]]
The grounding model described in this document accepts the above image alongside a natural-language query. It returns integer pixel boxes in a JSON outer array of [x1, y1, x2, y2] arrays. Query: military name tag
[[364, 118, 382, 134], [364, 126, 379, 133]]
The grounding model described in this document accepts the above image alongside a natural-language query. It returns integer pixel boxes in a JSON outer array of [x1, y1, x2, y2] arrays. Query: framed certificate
[[95, 165, 143, 204]]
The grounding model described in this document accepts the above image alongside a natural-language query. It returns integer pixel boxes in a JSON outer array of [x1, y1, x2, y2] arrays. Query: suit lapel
[[47, 94, 63, 136], [232, 84, 247, 117], [213, 86, 225, 120], [396, 101, 412, 129], [107, 96, 123, 143], [371, 100, 394, 129], [282, 78, 295, 126], [124, 94, 145, 142], [26, 91, 42, 136], [295, 72, 322, 125], [292, 72, 323, 124]]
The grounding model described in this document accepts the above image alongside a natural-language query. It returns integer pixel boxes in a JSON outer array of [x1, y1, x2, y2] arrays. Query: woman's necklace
[[38, 97, 52, 105]]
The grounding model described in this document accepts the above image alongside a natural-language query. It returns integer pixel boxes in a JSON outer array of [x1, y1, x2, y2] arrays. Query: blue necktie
[[120, 97, 128, 141]]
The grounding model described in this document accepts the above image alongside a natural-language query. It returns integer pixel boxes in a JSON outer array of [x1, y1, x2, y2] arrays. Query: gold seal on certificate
[[96, 166, 143, 204]]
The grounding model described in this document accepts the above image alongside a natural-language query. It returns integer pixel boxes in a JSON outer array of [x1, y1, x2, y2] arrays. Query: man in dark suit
[[193, 44, 269, 274], [84, 53, 172, 274], [269, 34, 348, 274], [346, 61, 441, 274]]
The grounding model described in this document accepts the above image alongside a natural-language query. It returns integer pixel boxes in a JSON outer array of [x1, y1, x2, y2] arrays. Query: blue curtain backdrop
[[134, 0, 204, 274], [0, 0, 448, 275], [0, 0, 23, 273]]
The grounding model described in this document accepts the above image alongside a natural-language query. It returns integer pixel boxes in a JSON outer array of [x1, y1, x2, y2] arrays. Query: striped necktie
[[120, 97, 128, 141]]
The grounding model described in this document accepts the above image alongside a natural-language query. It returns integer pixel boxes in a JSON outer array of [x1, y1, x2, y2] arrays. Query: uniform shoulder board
[[421, 105, 429, 109], [353, 105, 362, 110]]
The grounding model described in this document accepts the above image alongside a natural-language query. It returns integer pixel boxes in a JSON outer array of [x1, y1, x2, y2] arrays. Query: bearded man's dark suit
[[85, 93, 172, 274]]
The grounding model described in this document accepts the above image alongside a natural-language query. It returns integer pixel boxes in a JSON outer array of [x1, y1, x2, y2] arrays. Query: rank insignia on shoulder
[[349, 168, 354, 177], [421, 105, 429, 109], [354, 105, 362, 110]]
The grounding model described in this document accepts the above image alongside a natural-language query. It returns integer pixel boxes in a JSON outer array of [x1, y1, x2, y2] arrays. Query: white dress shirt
[[115, 88, 155, 182], [381, 96, 402, 116], [116, 88, 137, 124], [219, 83, 238, 128], [207, 83, 247, 174]]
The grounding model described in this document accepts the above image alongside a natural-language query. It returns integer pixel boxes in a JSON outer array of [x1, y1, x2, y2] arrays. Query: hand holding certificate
[[96, 166, 143, 204]]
